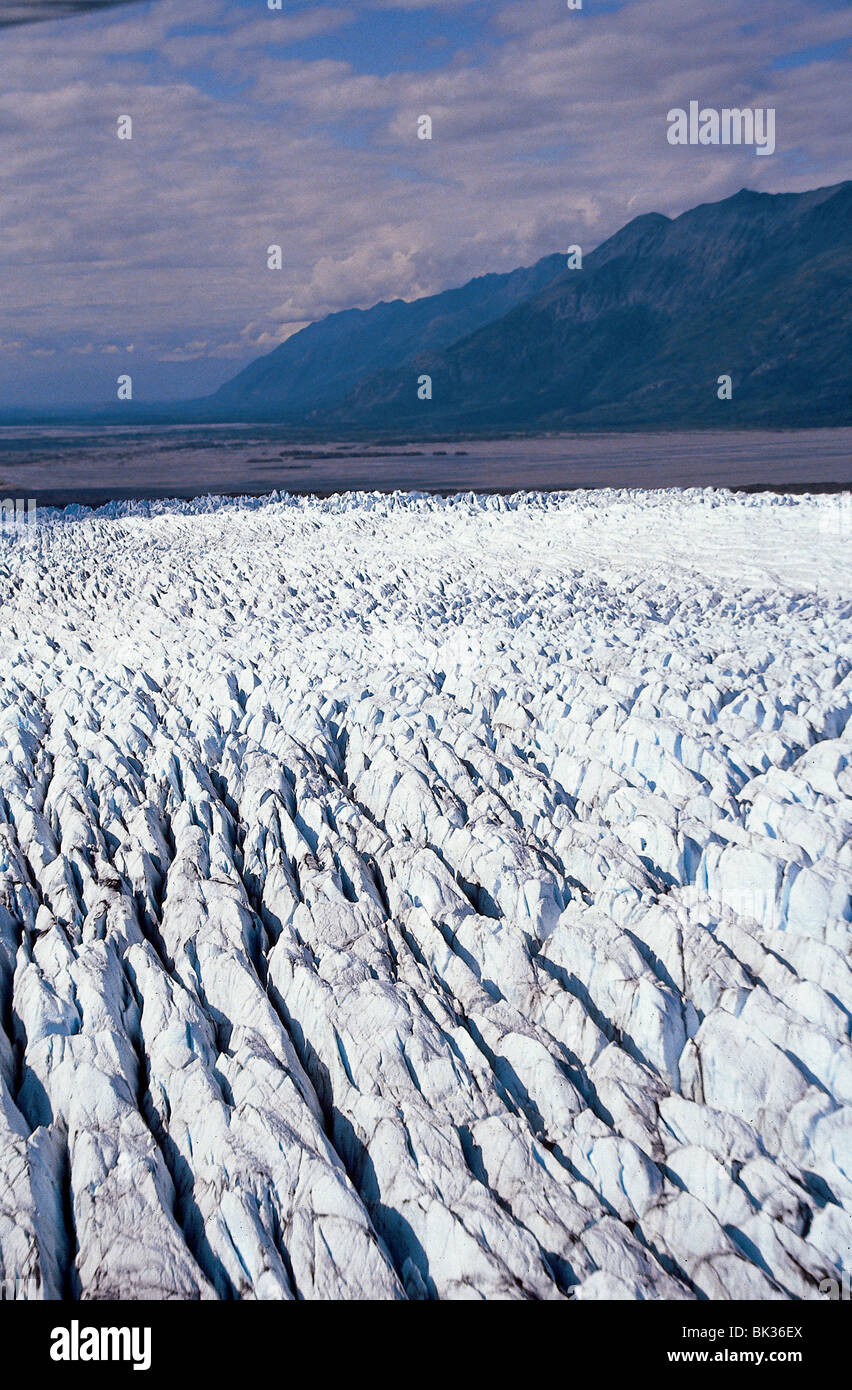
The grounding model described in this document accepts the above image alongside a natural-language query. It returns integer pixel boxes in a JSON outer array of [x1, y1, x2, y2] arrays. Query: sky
[[1, 0, 849, 407]]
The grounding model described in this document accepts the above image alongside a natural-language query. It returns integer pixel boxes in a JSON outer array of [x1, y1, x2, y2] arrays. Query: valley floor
[[0, 485, 850, 1299]]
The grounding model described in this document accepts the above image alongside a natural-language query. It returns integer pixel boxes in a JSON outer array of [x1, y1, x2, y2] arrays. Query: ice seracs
[[0, 484, 849, 1299]]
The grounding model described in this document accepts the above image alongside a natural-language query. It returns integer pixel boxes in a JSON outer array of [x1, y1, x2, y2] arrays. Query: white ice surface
[[0, 485, 849, 1300]]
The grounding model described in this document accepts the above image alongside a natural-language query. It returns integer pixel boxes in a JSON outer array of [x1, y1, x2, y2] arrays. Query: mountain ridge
[[201, 179, 850, 432], [319, 180, 851, 431], [212, 252, 570, 414]]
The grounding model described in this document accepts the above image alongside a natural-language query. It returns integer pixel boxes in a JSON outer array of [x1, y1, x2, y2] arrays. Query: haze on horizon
[[1, 0, 849, 408]]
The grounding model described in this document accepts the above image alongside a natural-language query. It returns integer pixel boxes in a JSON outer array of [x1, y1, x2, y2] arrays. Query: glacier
[[0, 484, 850, 1301]]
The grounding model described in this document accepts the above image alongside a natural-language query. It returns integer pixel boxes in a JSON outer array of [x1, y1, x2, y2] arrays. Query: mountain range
[[208, 179, 851, 433]]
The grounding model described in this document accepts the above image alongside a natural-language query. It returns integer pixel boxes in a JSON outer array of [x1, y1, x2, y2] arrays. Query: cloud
[[0, 0, 849, 405]]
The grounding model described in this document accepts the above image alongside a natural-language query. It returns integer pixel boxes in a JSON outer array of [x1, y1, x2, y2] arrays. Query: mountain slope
[[211, 253, 568, 414], [211, 181, 852, 431], [331, 181, 852, 430]]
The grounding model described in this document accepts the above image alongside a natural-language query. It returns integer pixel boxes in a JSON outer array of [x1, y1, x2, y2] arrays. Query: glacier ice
[[0, 484, 849, 1300]]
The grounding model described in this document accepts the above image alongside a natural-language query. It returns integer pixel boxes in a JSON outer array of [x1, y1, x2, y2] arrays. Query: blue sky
[[1, 0, 849, 407]]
